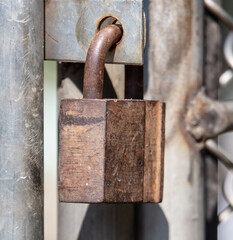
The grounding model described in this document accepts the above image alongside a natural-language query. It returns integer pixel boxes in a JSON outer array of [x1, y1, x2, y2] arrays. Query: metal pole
[[0, 1, 44, 239], [139, 0, 204, 239]]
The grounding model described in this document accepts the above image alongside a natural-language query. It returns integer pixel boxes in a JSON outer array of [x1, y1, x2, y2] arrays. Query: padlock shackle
[[83, 24, 123, 99]]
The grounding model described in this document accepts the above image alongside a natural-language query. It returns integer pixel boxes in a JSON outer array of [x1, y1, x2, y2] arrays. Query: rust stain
[[180, 84, 202, 148]]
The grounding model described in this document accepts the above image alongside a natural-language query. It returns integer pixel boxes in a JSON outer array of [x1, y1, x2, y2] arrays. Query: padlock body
[[59, 99, 165, 203]]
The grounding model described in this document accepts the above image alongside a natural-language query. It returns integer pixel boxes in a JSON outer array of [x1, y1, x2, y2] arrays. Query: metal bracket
[[45, 0, 144, 65], [186, 89, 233, 141]]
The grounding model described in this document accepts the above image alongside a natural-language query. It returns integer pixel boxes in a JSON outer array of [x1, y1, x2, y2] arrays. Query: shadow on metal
[[136, 204, 169, 240], [77, 204, 135, 240], [76, 204, 169, 240]]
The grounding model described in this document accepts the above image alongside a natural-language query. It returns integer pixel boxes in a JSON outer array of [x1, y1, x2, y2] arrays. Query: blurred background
[[218, 0, 233, 239]]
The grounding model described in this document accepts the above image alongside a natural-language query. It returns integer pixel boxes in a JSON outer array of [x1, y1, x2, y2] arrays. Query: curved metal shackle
[[83, 24, 123, 99]]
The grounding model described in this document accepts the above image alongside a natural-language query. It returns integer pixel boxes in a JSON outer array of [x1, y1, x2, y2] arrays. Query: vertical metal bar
[[139, 0, 204, 239], [0, 1, 44, 239], [203, 5, 221, 239]]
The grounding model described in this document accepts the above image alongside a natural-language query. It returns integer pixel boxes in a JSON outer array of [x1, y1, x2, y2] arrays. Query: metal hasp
[[186, 90, 233, 141], [0, 0, 44, 239], [58, 25, 165, 203], [45, 0, 144, 64]]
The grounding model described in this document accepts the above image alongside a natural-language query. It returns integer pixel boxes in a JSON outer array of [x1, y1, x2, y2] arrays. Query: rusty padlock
[[59, 24, 165, 203]]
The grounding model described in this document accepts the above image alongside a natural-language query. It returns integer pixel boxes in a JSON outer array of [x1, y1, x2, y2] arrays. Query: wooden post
[[0, 1, 44, 239], [138, 0, 204, 239]]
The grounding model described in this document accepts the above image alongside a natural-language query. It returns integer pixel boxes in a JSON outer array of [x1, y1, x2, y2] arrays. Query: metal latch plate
[[45, 0, 144, 64]]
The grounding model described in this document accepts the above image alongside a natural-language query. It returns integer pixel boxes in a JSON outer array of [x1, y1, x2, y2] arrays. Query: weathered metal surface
[[186, 90, 233, 141], [140, 0, 204, 239], [0, 0, 44, 239], [45, 0, 144, 64], [83, 25, 123, 99]]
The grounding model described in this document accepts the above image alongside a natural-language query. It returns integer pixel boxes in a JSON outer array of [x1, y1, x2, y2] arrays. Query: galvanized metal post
[[139, 0, 204, 239], [0, 1, 44, 239]]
